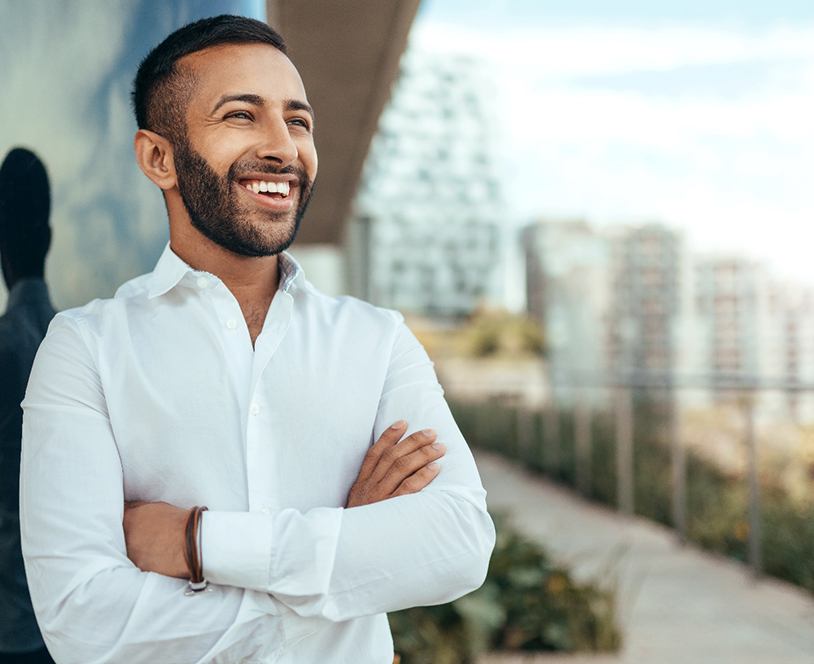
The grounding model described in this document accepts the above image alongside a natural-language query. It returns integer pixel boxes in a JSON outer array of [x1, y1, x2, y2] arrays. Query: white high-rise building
[[525, 221, 814, 421], [346, 48, 504, 318], [525, 221, 693, 391], [605, 224, 695, 382], [694, 261, 814, 419], [694, 257, 774, 385], [775, 285, 814, 421], [523, 220, 612, 390]]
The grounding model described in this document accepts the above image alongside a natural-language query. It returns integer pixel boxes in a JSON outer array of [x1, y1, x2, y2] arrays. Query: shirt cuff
[[201, 511, 274, 590], [200, 508, 345, 595]]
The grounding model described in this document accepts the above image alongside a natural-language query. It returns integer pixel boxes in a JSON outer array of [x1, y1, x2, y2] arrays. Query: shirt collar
[[278, 250, 304, 293], [147, 243, 304, 300], [6, 277, 51, 310]]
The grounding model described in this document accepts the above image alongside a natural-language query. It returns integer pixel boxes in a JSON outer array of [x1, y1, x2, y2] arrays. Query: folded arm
[[22, 314, 495, 662], [199, 315, 496, 620]]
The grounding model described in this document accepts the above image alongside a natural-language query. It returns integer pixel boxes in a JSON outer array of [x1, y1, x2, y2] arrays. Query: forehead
[[181, 42, 308, 107]]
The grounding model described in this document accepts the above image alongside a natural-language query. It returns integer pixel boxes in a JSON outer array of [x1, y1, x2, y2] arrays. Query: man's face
[[172, 43, 318, 257]]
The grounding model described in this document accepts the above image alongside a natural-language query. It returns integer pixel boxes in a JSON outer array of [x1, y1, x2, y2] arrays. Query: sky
[[414, 0, 814, 283]]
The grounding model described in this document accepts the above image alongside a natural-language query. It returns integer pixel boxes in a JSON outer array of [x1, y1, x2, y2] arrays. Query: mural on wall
[[0, 0, 265, 310]]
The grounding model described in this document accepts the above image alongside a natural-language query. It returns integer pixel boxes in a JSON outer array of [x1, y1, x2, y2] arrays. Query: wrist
[[174, 508, 192, 578]]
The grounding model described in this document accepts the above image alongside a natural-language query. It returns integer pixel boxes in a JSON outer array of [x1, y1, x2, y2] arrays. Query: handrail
[[465, 369, 812, 578]]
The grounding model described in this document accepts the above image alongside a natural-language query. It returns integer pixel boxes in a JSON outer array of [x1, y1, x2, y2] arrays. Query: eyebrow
[[211, 93, 264, 113], [285, 99, 315, 122], [210, 93, 315, 121]]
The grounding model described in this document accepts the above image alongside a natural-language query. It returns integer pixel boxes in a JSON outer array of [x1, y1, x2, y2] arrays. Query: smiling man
[[19, 14, 494, 664]]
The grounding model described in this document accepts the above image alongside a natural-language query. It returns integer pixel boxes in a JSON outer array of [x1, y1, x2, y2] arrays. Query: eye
[[225, 110, 254, 122], [287, 117, 312, 131]]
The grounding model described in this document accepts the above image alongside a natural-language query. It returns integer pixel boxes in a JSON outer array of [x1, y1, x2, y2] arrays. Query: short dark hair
[[0, 147, 51, 279], [132, 14, 287, 140]]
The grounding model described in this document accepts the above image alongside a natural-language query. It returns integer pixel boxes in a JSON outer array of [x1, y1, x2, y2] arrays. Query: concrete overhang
[[267, 0, 420, 245]]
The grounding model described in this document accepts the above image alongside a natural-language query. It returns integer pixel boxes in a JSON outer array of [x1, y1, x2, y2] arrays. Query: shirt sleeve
[[19, 315, 291, 664], [201, 313, 496, 621]]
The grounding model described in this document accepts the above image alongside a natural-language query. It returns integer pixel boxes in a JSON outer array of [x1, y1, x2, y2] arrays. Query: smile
[[236, 178, 297, 213], [240, 178, 291, 198]]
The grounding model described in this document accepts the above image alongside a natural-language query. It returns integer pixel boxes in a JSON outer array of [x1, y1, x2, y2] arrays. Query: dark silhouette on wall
[[0, 147, 57, 664]]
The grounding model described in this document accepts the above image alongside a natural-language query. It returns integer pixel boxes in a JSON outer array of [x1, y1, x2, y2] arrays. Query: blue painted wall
[[0, 0, 265, 309]]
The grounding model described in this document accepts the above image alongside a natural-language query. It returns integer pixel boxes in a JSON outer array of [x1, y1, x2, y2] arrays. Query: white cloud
[[414, 22, 814, 77], [412, 19, 814, 283]]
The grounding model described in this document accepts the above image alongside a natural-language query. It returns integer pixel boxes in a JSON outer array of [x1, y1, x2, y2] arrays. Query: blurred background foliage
[[408, 309, 545, 361], [388, 513, 620, 663], [462, 308, 546, 359]]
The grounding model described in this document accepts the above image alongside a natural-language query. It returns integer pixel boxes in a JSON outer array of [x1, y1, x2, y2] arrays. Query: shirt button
[[225, 318, 237, 330], [250, 402, 261, 416], [260, 507, 271, 515], [196, 277, 209, 289]]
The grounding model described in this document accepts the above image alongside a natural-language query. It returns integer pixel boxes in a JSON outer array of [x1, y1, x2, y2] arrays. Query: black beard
[[172, 135, 314, 257]]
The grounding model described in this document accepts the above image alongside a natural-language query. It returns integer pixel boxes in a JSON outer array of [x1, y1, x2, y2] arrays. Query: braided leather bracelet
[[184, 506, 209, 595]]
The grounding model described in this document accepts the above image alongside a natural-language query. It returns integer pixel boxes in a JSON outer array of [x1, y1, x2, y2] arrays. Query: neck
[[169, 212, 279, 290], [169, 220, 279, 346]]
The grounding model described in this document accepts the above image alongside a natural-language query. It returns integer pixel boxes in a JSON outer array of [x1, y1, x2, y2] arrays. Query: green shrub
[[462, 310, 546, 359], [389, 514, 621, 663], [761, 489, 814, 589]]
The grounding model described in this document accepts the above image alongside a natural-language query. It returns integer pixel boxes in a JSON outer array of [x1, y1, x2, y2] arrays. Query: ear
[[134, 129, 177, 190]]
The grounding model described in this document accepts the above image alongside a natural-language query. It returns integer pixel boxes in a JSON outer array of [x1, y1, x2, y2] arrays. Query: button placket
[[207, 288, 252, 450], [245, 293, 292, 515], [245, 395, 267, 512], [209, 286, 245, 339]]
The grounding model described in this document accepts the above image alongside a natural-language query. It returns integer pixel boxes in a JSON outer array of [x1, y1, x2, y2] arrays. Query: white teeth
[[244, 180, 292, 196]]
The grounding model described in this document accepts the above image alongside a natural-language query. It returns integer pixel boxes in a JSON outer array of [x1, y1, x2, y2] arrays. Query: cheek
[[301, 143, 318, 179], [199, 136, 249, 174]]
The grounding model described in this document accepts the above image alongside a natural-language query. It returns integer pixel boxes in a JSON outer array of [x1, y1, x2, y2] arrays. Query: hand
[[345, 421, 446, 508], [123, 501, 190, 578]]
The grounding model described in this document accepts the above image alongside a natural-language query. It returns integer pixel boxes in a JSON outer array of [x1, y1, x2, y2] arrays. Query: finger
[[356, 420, 408, 481], [370, 428, 438, 483], [378, 441, 446, 494], [392, 462, 441, 497]]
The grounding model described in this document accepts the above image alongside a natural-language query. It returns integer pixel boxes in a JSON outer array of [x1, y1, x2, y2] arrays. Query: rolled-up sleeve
[[201, 313, 496, 620]]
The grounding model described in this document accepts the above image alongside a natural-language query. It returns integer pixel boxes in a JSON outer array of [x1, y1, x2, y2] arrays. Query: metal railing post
[[669, 391, 687, 543], [615, 385, 634, 515], [544, 399, 561, 475], [515, 403, 531, 463], [575, 394, 592, 495], [744, 398, 762, 576]]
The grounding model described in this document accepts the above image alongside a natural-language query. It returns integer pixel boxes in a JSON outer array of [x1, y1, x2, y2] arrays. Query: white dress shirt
[[20, 245, 495, 664]]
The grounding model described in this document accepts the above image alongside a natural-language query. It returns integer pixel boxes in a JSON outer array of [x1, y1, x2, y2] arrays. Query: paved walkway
[[474, 451, 814, 664]]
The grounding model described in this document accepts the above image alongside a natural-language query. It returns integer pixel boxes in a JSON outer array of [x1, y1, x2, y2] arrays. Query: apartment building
[[346, 48, 503, 318]]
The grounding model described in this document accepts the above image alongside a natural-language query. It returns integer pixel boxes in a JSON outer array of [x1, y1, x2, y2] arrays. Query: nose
[[256, 118, 298, 166]]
